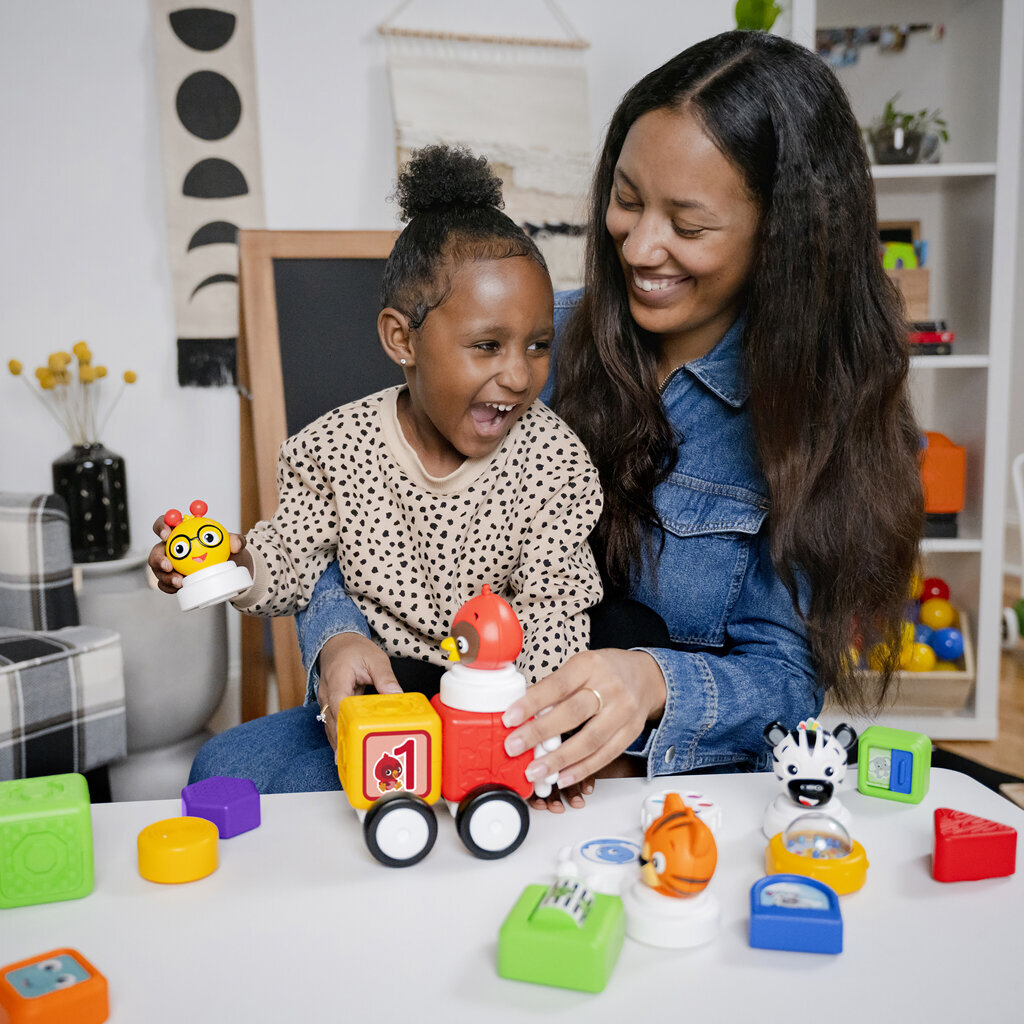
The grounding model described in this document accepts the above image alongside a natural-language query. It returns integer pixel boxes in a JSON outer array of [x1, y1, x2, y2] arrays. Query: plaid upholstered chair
[[0, 493, 127, 794]]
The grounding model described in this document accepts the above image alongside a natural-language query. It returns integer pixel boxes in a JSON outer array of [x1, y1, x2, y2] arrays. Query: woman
[[192, 31, 922, 801]]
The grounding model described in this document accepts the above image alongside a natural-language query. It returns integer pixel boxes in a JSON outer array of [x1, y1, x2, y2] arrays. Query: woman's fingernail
[[583, 782, 594, 794], [525, 761, 548, 781], [504, 735, 525, 757], [557, 772, 576, 787], [502, 707, 524, 728]]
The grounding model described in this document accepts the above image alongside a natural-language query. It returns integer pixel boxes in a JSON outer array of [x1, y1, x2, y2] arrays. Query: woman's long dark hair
[[553, 31, 923, 710]]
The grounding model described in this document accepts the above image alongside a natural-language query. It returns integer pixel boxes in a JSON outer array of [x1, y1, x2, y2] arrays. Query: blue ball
[[914, 624, 933, 645], [929, 627, 964, 662]]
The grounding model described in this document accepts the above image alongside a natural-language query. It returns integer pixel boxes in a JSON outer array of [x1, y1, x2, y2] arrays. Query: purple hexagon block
[[181, 776, 260, 838]]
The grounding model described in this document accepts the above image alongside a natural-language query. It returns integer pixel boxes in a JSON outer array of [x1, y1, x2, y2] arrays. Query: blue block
[[749, 875, 842, 955]]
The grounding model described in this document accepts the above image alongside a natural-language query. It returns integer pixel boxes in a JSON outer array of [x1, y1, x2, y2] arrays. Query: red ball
[[920, 577, 950, 602], [189, 499, 209, 518]]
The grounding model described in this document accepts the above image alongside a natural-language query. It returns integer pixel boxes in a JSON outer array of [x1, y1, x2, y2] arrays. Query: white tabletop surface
[[1, 768, 1020, 1022]]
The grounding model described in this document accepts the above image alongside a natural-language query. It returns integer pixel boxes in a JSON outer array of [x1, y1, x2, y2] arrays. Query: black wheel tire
[[363, 792, 438, 867], [455, 784, 530, 860]]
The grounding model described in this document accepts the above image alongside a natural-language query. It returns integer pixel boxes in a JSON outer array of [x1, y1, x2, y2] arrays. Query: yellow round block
[[138, 816, 219, 883], [765, 829, 868, 895]]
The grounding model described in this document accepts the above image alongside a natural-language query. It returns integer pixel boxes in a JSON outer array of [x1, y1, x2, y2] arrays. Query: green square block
[[0, 773, 94, 908], [498, 882, 625, 993], [857, 726, 931, 804]]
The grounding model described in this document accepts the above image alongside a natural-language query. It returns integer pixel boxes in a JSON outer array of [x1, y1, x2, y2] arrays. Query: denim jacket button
[[664, 745, 676, 764]]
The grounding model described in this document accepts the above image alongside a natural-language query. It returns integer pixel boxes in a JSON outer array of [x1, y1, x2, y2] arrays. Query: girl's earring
[[400, 358, 407, 365]]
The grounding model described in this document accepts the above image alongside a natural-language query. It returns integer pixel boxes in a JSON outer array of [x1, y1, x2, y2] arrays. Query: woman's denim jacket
[[296, 290, 822, 774]]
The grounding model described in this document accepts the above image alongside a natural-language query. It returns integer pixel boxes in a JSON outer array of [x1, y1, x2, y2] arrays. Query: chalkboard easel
[[237, 229, 399, 719]]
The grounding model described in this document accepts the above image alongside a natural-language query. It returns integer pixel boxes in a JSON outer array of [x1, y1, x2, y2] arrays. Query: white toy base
[[177, 561, 253, 612], [762, 793, 851, 839], [556, 833, 643, 895], [622, 882, 720, 948], [439, 663, 525, 713]]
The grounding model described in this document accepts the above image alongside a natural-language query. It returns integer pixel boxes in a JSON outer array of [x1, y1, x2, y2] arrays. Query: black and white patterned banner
[[151, 1, 265, 386]]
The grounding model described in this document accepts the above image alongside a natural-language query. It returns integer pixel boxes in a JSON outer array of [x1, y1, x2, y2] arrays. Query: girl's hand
[[147, 516, 249, 594], [528, 777, 595, 813], [501, 648, 668, 792], [314, 633, 401, 751]]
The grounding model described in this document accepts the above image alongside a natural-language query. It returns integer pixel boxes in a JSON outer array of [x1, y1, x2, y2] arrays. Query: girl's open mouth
[[470, 401, 517, 437]]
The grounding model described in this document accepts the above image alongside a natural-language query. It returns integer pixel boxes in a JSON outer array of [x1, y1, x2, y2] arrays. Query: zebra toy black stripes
[[761, 718, 858, 839]]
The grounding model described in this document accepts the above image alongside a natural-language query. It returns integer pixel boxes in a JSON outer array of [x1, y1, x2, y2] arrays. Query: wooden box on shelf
[[886, 267, 930, 321], [838, 608, 976, 716]]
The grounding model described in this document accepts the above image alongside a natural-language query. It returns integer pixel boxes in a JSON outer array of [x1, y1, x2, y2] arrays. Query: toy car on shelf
[[335, 585, 557, 867]]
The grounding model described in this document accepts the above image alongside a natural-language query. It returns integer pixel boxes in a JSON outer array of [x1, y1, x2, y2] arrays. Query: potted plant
[[867, 94, 949, 164], [734, 0, 783, 31]]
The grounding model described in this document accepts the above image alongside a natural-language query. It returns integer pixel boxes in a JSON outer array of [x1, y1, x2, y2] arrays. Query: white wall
[[0, 1, 733, 709]]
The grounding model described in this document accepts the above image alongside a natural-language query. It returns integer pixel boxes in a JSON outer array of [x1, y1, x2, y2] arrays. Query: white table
[[1, 769, 1019, 1022]]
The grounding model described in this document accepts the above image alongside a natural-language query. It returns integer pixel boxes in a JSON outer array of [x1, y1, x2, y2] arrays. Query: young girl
[[294, 31, 923, 808], [150, 146, 603, 749]]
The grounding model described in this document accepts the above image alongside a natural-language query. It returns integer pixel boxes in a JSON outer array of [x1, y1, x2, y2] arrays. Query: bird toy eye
[[164, 509, 183, 529], [189, 499, 209, 517]]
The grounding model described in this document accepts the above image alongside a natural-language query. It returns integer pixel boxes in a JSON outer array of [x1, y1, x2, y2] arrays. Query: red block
[[430, 695, 533, 803], [932, 807, 1017, 882]]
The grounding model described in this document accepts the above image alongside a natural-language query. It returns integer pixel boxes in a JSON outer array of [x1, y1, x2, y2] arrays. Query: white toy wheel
[[363, 793, 437, 867], [455, 785, 529, 860]]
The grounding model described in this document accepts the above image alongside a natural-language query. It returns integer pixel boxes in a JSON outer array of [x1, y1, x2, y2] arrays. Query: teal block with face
[[0, 773, 94, 908], [856, 726, 931, 804]]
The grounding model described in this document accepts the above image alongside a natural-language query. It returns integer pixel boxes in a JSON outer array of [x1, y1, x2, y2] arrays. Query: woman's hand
[[501, 648, 668, 798], [146, 516, 249, 594], [315, 633, 401, 751]]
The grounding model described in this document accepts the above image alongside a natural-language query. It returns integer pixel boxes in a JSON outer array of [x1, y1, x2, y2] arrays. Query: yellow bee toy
[[163, 500, 252, 612]]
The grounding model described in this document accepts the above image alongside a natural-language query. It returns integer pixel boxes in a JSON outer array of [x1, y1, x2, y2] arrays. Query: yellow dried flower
[[38, 371, 56, 390], [123, 371, 137, 384], [7, 360, 22, 376], [72, 341, 90, 360], [79, 365, 97, 382], [95, 366, 108, 379]]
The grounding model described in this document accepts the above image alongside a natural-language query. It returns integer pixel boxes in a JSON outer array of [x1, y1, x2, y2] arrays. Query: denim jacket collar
[[680, 314, 750, 408]]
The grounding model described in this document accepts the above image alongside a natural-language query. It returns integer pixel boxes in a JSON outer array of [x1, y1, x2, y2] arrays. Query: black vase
[[52, 443, 131, 562]]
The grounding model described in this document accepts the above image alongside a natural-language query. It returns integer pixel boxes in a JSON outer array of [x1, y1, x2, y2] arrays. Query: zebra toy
[[762, 718, 858, 839]]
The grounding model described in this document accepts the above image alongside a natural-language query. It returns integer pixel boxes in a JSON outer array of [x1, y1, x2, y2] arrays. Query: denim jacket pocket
[[634, 472, 768, 648]]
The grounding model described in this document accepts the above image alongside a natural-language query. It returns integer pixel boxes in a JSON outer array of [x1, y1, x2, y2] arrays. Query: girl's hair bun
[[394, 145, 504, 222]]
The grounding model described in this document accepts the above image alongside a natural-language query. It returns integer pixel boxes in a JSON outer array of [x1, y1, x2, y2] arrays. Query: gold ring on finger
[[584, 686, 603, 716]]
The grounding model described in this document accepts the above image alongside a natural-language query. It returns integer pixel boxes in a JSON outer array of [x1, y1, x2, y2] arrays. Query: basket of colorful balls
[[857, 574, 975, 711]]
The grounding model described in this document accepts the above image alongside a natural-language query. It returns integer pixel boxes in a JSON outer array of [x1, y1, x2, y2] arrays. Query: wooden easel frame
[[237, 230, 398, 720]]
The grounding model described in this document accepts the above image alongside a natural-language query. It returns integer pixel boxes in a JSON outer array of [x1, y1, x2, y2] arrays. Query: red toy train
[[335, 586, 557, 867]]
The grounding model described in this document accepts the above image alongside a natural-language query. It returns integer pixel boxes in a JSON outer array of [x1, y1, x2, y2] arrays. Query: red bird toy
[[441, 585, 523, 670]]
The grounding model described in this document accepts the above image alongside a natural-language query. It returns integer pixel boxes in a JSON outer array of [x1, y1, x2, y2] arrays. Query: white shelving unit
[[812, 0, 1024, 738]]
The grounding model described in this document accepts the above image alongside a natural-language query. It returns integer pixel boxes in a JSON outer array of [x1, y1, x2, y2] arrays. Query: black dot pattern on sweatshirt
[[241, 388, 604, 683]]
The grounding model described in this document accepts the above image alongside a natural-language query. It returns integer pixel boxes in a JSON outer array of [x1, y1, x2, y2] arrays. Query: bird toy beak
[[440, 636, 460, 662]]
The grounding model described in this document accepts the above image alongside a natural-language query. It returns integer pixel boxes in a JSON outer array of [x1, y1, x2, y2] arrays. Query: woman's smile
[[629, 270, 692, 305]]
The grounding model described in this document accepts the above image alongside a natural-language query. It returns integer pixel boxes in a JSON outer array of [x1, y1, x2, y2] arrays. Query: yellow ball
[[868, 642, 907, 672], [919, 598, 955, 631], [933, 660, 958, 671], [906, 643, 937, 672]]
